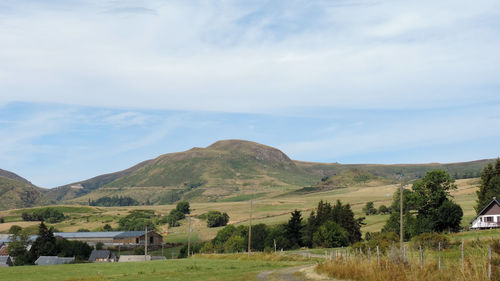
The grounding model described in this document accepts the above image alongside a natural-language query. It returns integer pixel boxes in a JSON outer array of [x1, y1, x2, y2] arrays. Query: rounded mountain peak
[[207, 139, 294, 164]]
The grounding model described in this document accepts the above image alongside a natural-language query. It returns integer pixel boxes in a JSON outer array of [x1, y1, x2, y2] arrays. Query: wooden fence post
[[438, 242, 441, 271], [461, 240, 464, 271], [419, 244, 423, 268], [488, 244, 492, 280], [403, 245, 406, 262], [377, 245, 380, 267]]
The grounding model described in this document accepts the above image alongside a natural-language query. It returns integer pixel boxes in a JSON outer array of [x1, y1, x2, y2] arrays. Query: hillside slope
[[0, 172, 49, 210], [46, 140, 495, 205], [44, 159, 153, 201]]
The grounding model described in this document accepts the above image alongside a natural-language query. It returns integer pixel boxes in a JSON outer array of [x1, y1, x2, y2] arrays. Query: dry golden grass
[[0, 179, 479, 242]]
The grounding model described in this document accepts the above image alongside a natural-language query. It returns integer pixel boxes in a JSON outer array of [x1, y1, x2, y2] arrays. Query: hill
[[295, 159, 492, 180], [65, 140, 318, 204], [44, 140, 496, 205], [44, 159, 153, 201], [0, 171, 49, 210]]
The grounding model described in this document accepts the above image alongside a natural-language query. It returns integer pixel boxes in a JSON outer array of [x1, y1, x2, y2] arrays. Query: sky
[[0, 0, 499, 187]]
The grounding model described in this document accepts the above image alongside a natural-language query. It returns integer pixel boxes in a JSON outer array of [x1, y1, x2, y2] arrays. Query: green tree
[[475, 159, 500, 213], [312, 221, 349, 248], [8, 225, 22, 235], [176, 201, 191, 214], [265, 224, 290, 251], [7, 232, 33, 265], [285, 210, 303, 248], [413, 170, 456, 218], [103, 224, 113, 231], [250, 224, 269, 251], [303, 200, 363, 246], [378, 205, 390, 214], [118, 210, 156, 231], [206, 211, 229, 227], [224, 235, 246, 253], [30, 222, 58, 258], [363, 202, 378, 215], [436, 200, 463, 232]]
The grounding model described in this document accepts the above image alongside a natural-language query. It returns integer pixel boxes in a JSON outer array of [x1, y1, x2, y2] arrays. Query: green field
[[0, 254, 308, 281]]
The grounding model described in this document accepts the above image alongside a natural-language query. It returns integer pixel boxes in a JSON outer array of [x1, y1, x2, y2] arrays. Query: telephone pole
[[187, 215, 191, 257], [248, 198, 253, 257], [145, 226, 148, 261], [399, 175, 404, 250]]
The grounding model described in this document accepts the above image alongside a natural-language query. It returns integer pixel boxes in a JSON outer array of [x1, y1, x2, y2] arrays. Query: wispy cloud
[[0, 0, 498, 112]]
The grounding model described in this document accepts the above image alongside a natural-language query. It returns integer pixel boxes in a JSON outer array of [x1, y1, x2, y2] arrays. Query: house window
[[150, 236, 154, 244], [486, 216, 493, 222], [136, 238, 139, 243]]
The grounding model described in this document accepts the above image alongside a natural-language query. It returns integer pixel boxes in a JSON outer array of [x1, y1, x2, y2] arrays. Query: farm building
[[0, 255, 13, 267], [0, 243, 8, 256], [471, 198, 500, 229], [88, 250, 117, 262], [35, 256, 75, 266], [118, 255, 152, 262], [54, 231, 163, 246]]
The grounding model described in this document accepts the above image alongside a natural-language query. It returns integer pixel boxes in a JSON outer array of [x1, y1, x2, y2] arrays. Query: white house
[[471, 197, 500, 229]]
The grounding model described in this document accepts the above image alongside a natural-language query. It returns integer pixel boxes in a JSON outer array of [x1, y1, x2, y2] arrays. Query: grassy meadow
[[0, 178, 482, 244], [0, 254, 310, 281]]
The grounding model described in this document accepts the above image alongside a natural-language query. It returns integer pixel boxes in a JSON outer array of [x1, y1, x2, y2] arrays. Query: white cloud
[[0, 0, 498, 113]]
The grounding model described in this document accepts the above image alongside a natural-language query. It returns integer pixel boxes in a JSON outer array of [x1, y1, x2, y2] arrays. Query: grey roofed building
[[0, 256, 13, 267], [118, 255, 152, 262], [35, 256, 75, 266], [55, 232, 123, 239], [88, 250, 117, 262]]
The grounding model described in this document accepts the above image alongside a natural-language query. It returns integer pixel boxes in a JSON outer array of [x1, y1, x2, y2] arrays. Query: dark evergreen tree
[[30, 222, 58, 258], [285, 210, 303, 248], [475, 159, 500, 213]]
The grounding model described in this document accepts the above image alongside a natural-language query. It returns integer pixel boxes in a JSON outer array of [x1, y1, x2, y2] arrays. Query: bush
[[206, 211, 229, 228], [21, 208, 65, 223], [89, 196, 139, 207], [378, 205, 390, 214], [118, 210, 156, 231], [77, 228, 90, 232], [176, 202, 190, 214], [224, 235, 246, 253], [353, 232, 399, 254], [410, 232, 450, 250], [312, 221, 349, 248], [8, 225, 23, 235]]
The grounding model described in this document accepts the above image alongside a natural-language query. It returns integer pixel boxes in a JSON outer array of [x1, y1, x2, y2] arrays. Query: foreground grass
[[0, 253, 308, 281], [316, 240, 496, 281]]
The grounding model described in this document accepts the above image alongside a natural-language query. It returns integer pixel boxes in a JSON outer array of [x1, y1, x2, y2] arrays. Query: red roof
[[0, 245, 8, 255]]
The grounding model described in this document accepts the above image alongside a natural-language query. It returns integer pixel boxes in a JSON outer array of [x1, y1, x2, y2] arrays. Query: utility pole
[[145, 226, 148, 261], [187, 215, 191, 257], [248, 198, 253, 257], [399, 175, 404, 250]]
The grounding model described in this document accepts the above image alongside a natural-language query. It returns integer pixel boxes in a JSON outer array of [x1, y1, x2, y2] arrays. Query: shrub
[[410, 232, 450, 250], [312, 221, 349, 248], [224, 235, 246, 253], [8, 225, 23, 235], [176, 202, 190, 214], [207, 211, 229, 227]]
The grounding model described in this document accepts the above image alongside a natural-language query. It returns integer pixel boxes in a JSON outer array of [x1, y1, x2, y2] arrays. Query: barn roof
[[54, 232, 123, 239], [35, 256, 74, 266]]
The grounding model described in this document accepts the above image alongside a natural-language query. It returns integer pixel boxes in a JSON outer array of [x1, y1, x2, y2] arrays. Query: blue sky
[[0, 0, 499, 187]]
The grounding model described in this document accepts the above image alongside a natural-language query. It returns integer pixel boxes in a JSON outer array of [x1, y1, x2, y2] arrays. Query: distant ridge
[[7, 140, 496, 207], [0, 170, 49, 210]]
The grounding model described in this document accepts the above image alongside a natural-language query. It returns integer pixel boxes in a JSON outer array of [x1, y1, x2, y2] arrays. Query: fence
[[315, 240, 496, 281]]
